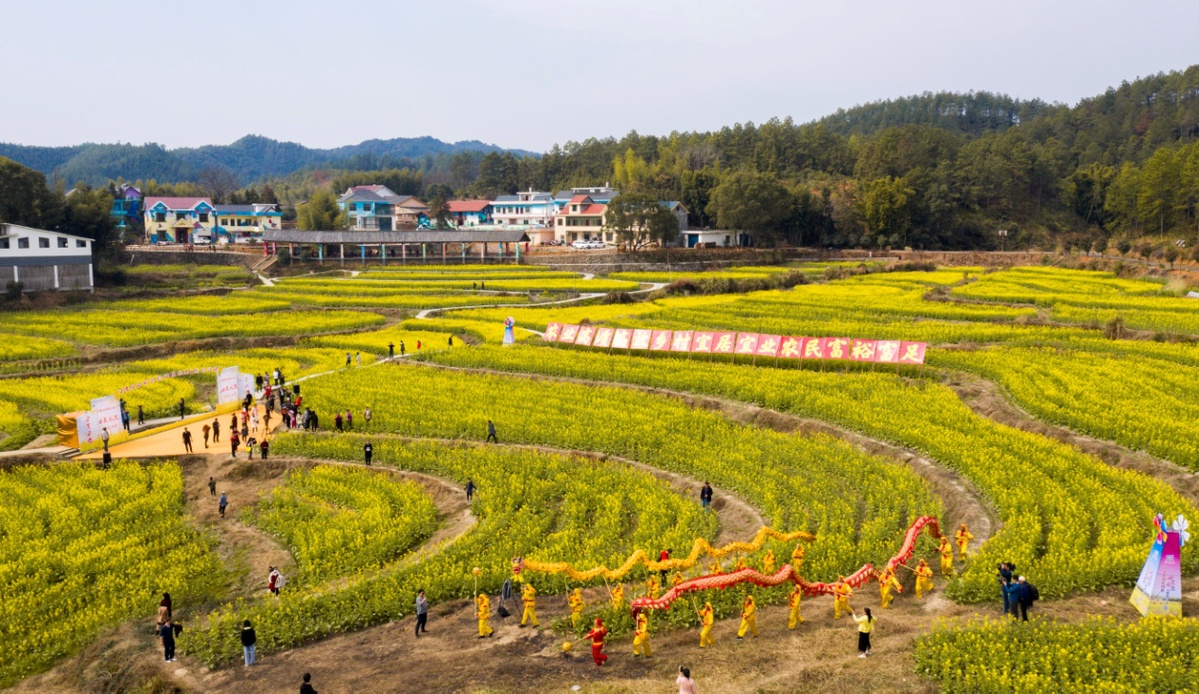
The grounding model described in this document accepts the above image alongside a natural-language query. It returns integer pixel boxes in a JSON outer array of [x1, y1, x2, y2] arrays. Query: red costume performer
[[586, 618, 609, 666]]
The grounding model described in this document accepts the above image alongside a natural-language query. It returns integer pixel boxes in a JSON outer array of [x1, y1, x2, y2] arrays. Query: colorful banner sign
[[543, 322, 927, 365]]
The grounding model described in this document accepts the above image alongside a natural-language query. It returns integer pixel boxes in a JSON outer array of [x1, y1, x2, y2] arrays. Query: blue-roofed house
[[214, 203, 283, 242], [109, 184, 142, 230]]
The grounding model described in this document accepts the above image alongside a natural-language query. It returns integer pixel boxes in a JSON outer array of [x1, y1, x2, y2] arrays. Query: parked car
[[571, 239, 591, 249]]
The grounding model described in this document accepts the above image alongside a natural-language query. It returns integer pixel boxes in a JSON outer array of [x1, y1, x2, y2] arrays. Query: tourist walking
[[415, 589, 429, 637], [101, 427, 110, 452], [179, 398, 186, 420], [364, 407, 372, 425], [208, 477, 216, 496], [676, 666, 696, 694], [230, 431, 240, 457], [182, 428, 193, 453], [850, 606, 874, 657], [364, 441, 373, 466], [997, 562, 1014, 614], [334, 413, 343, 432], [465, 478, 475, 501], [345, 352, 352, 367], [137, 405, 144, 426], [219, 492, 228, 518], [388, 342, 394, 358], [700, 482, 713, 511], [202, 423, 211, 448], [486, 420, 498, 443], [399, 341, 406, 356], [260, 438, 270, 460], [268, 566, 285, 596], [241, 620, 257, 666], [246, 436, 257, 460], [355, 351, 362, 366], [300, 673, 317, 694], [159, 620, 176, 662], [212, 418, 220, 442]]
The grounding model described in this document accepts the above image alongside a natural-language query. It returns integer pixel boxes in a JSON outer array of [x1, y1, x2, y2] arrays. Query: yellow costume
[[733, 556, 748, 571], [646, 577, 661, 600], [737, 595, 759, 638], [520, 583, 539, 627], [915, 560, 934, 599], [878, 568, 902, 609], [476, 594, 494, 637], [670, 571, 685, 588], [938, 537, 955, 576], [762, 550, 775, 575], [787, 585, 804, 629], [632, 612, 651, 657], [791, 543, 805, 569], [610, 584, 625, 611], [567, 588, 584, 628], [708, 559, 722, 574], [955, 524, 974, 561], [833, 578, 854, 619], [698, 601, 715, 648]]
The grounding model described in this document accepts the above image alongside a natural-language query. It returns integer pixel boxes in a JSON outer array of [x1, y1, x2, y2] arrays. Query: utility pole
[[998, 228, 1008, 252]]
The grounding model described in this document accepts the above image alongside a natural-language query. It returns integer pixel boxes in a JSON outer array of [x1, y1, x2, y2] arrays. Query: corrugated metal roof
[[263, 229, 530, 244]]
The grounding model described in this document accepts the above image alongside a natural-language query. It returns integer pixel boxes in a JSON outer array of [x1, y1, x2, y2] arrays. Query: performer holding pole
[[567, 588, 585, 629], [520, 583, 539, 628], [632, 611, 652, 657], [586, 618, 609, 666], [787, 584, 805, 630], [938, 536, 956, 576], [736, 594, 759, 638], [914, 559, 935, 599], [833, 576, 854, 619], [476, 592, 494, 638], [955, 523, 974, 561], [878, 567, 902, 608], [695, 598, 715, 649]]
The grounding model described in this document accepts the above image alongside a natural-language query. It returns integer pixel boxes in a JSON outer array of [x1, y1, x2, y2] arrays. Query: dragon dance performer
[[646, 576, 661, 600], [567, 588, 585, 629], [670, 571, 686, 589], [955, 523, 974, 561], [736, 594, 759, 638], [476, 593, 494, 638], [762, 550, 776, 575], [632, 611, 652, 657], [697, 601, 716, 648], [787, 584, 805, 630], [587, 618, 609, 666], [833, 577, 854, 619], [914, 559, 935, 599], [520, 583, 539, 628], [938, 536, 955, 576], [791, 543, 805, 569], [610, 583, 625, 611], [708, 558, 722, 574], [878, 567, 902, 609], [733, 556, 749, 572]]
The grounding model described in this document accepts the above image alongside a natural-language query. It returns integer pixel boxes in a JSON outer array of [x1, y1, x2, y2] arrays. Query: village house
[[0, 223, 94, 291], [554, 195, 608, 243], [447, 200, 492, 227], [143, 197, 216, 244], [213, 203, 283, 242]]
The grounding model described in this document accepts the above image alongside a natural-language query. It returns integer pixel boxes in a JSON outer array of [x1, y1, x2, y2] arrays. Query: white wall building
[[0, 224, 94, 291]]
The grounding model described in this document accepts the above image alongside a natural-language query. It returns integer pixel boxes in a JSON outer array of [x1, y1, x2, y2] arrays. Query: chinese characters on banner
[[543, 323, 927, 365]]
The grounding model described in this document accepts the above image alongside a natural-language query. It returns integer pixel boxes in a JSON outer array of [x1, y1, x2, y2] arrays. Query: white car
[[571, 240, 591, 249]]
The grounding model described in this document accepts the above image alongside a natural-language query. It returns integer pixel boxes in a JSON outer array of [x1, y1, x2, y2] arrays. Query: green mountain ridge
[[0, 135, 538, 187]]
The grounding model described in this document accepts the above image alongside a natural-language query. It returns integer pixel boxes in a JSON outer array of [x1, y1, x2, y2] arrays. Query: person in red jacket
[[586, 617, 608, 666]]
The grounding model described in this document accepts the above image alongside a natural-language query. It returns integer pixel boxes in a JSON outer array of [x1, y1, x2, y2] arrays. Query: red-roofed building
[[554, 195, 609, 243], [446, 200, 493, 227], [143, 197, 216, 244]]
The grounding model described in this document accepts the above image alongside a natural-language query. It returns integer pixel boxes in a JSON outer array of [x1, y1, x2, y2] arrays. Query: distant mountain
[[0, 135, 538, 187]]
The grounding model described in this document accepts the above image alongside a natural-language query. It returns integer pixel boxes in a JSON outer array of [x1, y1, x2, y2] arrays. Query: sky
[[2, 0, 1196, 153]]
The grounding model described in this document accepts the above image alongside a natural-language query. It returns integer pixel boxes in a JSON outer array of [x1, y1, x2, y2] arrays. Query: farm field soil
[[19, 577, 1198, 694]]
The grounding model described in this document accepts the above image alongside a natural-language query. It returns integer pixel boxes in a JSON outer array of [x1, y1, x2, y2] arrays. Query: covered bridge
[[262, 229, 532, 263]]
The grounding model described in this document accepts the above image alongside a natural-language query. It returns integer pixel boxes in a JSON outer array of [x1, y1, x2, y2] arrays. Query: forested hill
[[818, 92, 1063, 138], [0, 135, 536, 187], [815, 66, 1199, 163]]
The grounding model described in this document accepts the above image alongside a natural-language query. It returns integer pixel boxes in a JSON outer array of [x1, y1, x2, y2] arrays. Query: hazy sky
[[3, 0, 1195, 152]]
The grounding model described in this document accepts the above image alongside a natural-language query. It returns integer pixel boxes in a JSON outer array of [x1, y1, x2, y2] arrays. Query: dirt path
[[947, 373, 1199, 506], [409, 360, 998, 550], [159, 572, 1199, 694]]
